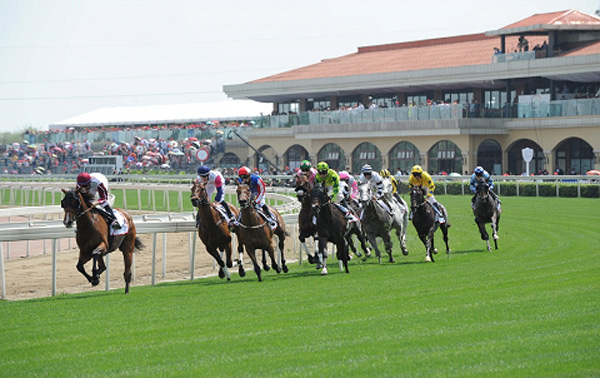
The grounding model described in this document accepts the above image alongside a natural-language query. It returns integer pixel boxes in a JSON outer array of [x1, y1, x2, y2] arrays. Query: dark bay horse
[[409, 187, 450, 262], [310, 184, 350, 275], [61, 188, 143, 293], [190, 180, 242, 280], [236, 183, 288, 282], [473, 180, 500, 251], [295, 175, 319, 264], [358, 183, 408, 263]]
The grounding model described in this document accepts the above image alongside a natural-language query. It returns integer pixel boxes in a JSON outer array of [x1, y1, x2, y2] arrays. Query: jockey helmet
[[338, 170, 350, 181], [411, 165, 424, 175], [380, 169, 391, 178], [238, 166, 251, 177], [361, 164, 373, 174], [316, 162, 329, 174], [76, 172, 91, 187], [300, 160, 312, 171], [196, 165, 210, 177], [474, 166, 484, 176]]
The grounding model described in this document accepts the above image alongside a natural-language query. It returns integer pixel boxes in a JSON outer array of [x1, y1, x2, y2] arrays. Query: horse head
[[476, 179, 490, 200], [190, 179, 209, 207], [61, 188, 82, 228], [358, 182, 373, 205], [409, 186, 427, 212], [236, 182, 252, 209], [295, 174, 311, 202], [310, 184, 329, 214]]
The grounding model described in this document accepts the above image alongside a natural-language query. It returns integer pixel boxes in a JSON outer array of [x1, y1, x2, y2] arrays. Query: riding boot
[[221, 201, 234, 225], [262, 204, 277, 228], [103, 203, 121, 229], [432, 202, 445, 223], [490, 191, 502, 212]]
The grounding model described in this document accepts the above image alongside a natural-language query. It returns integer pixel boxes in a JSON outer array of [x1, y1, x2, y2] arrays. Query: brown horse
[[190, 180, 242, 280], [409, 186, 450, 262], [294, 174, 319, 264], [235, 182, 288, 282], [61, 188, 143, 294]]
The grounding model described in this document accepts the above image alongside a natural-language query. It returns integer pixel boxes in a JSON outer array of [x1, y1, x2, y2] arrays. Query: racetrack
[[2, 231, 225, 300]]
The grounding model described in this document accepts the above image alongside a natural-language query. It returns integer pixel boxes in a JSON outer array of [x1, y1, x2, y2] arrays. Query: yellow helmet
[[411, 165, 424, 175], [380, 169, 391, 178]]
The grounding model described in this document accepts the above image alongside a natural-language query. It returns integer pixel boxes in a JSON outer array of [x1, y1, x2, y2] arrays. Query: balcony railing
[[257, 98, 600, 128]]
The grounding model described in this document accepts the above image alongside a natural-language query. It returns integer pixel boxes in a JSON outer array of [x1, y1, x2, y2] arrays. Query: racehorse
[[310, 184, 350, 275], [61, 188, 143, 294], [473, 179, 500, 251], [358, 182, 408, 263], [409, 186, 451, 262], [235, 182, 288, 282], [190, 180, 242, 280], [295, 174, 319, 264]]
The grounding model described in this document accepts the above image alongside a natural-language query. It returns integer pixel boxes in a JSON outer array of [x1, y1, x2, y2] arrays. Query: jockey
[[408, 165, 446, 223], [76, 172, 121, 229], [237, 166, 277, 228], [338, 170, 359, 201], [296, 160, 318, 189], [380, 168, 404, 206], [196, 165, 234, 222], [314, 161, 355, 221], [470, 166, 502, 212], [359, 164, 394, 214]]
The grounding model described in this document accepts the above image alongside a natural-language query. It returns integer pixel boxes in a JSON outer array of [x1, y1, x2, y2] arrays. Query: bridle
[[236, 183, 267, 229], [410, 187, 428, 211]]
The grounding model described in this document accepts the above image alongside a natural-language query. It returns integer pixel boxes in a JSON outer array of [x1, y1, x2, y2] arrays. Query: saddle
[[256, 208, 278, 230]]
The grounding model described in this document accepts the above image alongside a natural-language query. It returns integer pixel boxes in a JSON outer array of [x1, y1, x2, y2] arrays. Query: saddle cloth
[[110, 210, 129, 236]]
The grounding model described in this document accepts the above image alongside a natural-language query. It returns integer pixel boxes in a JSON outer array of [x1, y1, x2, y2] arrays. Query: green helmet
[[300, 160, 312, 171], [316, 161, 329, 172]]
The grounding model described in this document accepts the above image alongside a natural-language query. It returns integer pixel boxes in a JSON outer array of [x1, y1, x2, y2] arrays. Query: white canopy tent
[[49, 100, 273, 130]]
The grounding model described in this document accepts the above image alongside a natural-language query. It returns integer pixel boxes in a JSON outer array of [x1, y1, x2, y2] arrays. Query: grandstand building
[[223, 9, 600, 175]]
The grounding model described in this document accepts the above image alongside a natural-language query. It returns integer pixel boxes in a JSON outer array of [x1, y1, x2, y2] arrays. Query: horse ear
[[61, 188, 68, 194]]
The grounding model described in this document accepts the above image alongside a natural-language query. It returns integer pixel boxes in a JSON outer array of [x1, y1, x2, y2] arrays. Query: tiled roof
[[501, 9, 600, 29], [562, 40, 600, 57], [249, 34, 547, 84]]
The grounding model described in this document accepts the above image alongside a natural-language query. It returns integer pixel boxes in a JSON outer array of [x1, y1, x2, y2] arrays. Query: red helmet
[[76, 172, 91, 187], [238, 166, 251, 177]]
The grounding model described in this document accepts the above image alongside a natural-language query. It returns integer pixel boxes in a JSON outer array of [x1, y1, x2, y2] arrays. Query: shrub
[[559, 184, 578, 198], [496, 181, 516, 196], [538, 183, 557, 197], [581, 185, 600, 198], [519, 183, 537, 196]]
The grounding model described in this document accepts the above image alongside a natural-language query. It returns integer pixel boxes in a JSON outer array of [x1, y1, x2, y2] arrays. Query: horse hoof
[[218, 269, 225, 279], [389, 257, 395, 263], [239, 267, 246, 277], [316, 263, 323, 270], [321, 267, 328, 275], [446, 249, 451, 254], [263, 265, 271, 272], [402, 249, 409, 256], [425, 255, 432, 262], [493, 234, 499, 240], [282, 265, 289, 273], [91, 277, 100, 286], [433, 248, 438, 254]]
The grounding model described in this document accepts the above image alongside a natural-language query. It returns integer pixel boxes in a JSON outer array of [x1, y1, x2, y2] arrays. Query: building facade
[[223, 9, 600, 175]]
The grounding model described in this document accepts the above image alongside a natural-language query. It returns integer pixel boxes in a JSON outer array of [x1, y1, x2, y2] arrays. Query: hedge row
[[397, 181, 599, 198]]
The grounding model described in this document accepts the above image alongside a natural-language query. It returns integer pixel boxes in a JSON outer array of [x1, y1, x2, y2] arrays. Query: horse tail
[[134, 237, 144, 251]]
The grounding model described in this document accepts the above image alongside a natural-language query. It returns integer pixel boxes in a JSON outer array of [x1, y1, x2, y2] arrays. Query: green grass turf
[[0, 196, 599, 377]]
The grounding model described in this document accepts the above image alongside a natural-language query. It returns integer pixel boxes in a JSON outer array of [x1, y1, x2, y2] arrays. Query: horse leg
[[76, 254, 94, 285], [246, 249, 262, 282], [493, 216, 500, 249], [476, 219, 491, 251], [265, 244, 281, 274], [122, 249, 133, 294], [90, 256, 100, 286], [209, 247, 230, 280], [261, 250, 271, 271], [340, 241, 350, 273], [276, 230, 288, 273], [383, 233, 394, 263], [441, 224, 451, 254], [237, 247, 246, 278], [365, 234, 379, 261], [318, 237, 328, 275], [354, 224, 372, 258]]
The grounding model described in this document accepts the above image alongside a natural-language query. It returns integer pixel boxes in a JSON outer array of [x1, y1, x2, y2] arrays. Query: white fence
[[0, 183, 302, 300]]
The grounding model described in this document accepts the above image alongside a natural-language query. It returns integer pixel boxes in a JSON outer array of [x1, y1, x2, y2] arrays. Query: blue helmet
[[197, 165, 210, 176], [361, 164, 373, 174], [474, 166, 484, 176]]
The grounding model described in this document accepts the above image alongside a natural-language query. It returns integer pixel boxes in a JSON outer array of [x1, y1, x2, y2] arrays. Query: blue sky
[[0, 0, 597, 132]]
